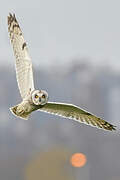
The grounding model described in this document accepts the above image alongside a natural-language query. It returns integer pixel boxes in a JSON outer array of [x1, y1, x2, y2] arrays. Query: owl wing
[[8, 13, 34, 99], [39, 102, 116, 131]]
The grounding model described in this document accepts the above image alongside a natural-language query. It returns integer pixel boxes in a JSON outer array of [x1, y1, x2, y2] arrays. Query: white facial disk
[[31, 90, 48, 105]]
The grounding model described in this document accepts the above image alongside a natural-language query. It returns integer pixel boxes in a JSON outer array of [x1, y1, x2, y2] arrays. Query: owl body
[[10, 89, 48, 119]]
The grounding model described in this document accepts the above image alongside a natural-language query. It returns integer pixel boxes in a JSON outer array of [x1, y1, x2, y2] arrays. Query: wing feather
[[8, 13, 34, 99], [39, 102, 116, 131]]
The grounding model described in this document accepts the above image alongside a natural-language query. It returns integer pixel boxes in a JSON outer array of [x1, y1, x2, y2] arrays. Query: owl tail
[[10, 105, 30, 120]]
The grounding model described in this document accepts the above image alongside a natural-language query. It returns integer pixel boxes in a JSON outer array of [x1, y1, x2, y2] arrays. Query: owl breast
[[16, 100, 35, 115]]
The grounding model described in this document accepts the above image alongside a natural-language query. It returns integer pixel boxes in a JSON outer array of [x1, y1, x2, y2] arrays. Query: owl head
[[31, 90, 48, 105]]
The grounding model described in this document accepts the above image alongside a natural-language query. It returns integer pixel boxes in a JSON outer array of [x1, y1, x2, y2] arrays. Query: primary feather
[[8, 13, 34, 99], [40, 102, 116, 131]]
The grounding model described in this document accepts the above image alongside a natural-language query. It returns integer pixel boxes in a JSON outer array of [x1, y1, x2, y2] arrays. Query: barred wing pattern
[[8, 14, 34, 99], [40, 102, 116, 131]]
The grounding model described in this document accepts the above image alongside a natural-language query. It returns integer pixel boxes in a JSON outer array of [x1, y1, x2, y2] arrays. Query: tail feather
[[10, 105, 30, 120]]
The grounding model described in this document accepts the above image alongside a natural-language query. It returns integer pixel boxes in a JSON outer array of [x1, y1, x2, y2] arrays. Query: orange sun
[[70, 153, 87, 168]]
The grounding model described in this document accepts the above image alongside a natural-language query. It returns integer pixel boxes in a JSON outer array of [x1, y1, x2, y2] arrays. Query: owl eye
[[42, 94, 45, 98], [35, 94, 38, 98]]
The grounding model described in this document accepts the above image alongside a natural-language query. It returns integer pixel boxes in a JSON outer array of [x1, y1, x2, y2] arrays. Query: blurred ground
[[0, 60, 120, 180]]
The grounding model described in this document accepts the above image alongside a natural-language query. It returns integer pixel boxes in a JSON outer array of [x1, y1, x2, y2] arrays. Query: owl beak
[[39, 97, 41, 102]]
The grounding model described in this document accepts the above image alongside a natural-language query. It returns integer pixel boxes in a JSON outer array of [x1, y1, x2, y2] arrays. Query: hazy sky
[[1, 0, 120, 67]]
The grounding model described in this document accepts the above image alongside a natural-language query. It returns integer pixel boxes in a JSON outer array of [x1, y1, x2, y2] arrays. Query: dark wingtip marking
[[13, 24, 19, 29], [8, 13, 13, 26], [110, 125, 116, 131], [22, 42, 27, 50], [103, 121, 116, 131], [8, 13, 19, 29], [8, 13, 15, 23]]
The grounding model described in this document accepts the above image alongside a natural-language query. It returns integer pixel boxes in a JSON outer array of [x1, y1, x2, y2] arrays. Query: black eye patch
[[42, 94, 45, 98], [35, 94, 38, 98]]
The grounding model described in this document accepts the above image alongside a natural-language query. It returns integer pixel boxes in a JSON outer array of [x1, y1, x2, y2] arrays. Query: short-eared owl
[[8, 13, 116, 131]]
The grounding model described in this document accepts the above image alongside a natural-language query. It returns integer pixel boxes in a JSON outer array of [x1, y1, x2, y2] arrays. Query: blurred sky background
[[1, 0, 120, 67], [0, 0, 120, 180]]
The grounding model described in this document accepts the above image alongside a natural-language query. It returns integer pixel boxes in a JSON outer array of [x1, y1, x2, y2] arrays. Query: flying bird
[[8, 13, 116, 131]]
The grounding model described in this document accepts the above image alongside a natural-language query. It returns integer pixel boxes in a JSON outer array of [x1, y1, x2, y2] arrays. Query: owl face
[[31, 90, 48, 106]]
